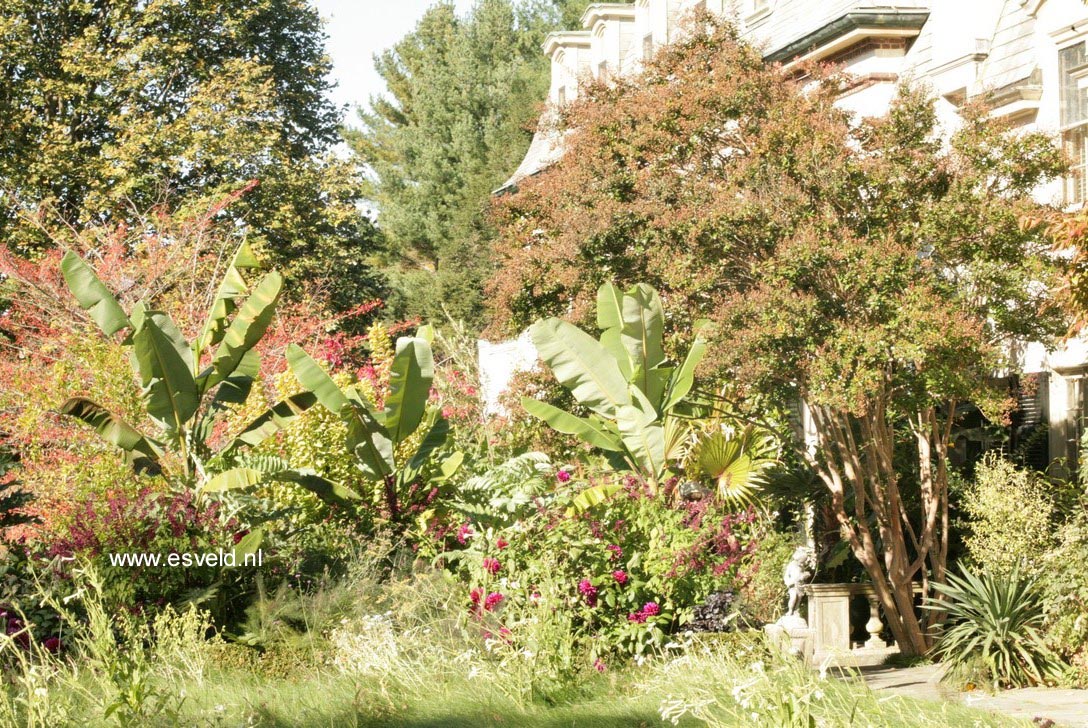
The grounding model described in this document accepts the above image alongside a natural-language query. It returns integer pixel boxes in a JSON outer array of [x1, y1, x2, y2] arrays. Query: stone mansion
[[493, 0, 1088, 473]]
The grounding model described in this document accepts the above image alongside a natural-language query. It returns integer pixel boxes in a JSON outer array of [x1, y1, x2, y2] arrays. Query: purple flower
[[43, 637, 61, 653]]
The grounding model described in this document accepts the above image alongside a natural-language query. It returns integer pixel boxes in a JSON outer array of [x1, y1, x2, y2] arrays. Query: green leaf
[[616, 393, 666, 483], [197, 241, 262, 356], [662, 323, 709, 412], [596, 282, 625, 332], [619, 283, 666, 377], [383, 336, 434, 444], [521, 397, 623, 452], [230, 528, 264, 566], [203, 467, 265, 491], [599, 327, 633, 380], [219, 392, 317, 457], [344, 402, 394, 480], [530, 317, 631, 419], [131, 312, 200, 434], [201, 271, 282, 393], [60, 251, 131, 336], [59, 397, 161, 462], [287, 344, 348, 414], [408, 415, 451, 472], [437, 451, 464, 480], [570, 483, 621, 513]]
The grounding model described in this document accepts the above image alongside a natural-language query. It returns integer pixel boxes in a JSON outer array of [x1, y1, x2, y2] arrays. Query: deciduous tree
[[489, 15, 1068, 654]]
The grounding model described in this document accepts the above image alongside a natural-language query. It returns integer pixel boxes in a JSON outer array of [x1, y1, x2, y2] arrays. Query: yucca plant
[[58, 243, 340, 503], [928, 565, 1064, 689]]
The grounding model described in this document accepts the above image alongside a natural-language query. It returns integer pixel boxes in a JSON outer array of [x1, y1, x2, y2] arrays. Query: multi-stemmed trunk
[[800, 394, 953, 656]]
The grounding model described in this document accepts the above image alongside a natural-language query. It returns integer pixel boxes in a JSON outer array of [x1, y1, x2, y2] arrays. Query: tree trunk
[[801, 398, 952, 656]]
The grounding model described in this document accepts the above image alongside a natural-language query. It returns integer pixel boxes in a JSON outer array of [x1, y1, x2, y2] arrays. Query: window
[[1060, 42, 1088, 205]]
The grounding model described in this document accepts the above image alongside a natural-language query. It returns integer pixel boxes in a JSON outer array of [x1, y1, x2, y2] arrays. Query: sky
[[313, 0, 477, 125]]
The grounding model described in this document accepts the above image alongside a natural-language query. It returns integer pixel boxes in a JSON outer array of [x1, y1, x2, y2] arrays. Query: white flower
[[33, 687, 47, 698], [750, 660, 765, 674]]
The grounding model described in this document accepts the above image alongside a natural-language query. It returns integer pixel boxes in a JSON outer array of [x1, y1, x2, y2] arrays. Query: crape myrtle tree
[[489, 14, 1068, 655], [0, 0, 382, 311]]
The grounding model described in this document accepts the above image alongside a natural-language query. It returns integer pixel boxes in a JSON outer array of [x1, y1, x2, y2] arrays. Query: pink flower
[[469, 587, 483, 608], [496, 538, 509, 550], [612, 570, 628, 585], [642, 601, 660, 617], [556, 470, 571, 483], [606, 544, 623, 561], [594, 658, 606, 673], [482, 557, 501, 575], [628, 611, 647, 624], [457, 523, 474, 545], [578, 578, 598, 607], [484, 592, 504, 611]]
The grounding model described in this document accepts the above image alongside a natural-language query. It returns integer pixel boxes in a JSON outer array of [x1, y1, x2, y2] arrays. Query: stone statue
[[784, 546, 815, 617]]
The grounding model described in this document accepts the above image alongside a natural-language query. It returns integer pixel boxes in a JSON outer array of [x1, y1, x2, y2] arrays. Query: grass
[[0, 559, 1034, 727]]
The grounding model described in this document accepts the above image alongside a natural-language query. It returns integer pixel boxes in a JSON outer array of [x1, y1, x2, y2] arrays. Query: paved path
[[860, 665, 1088, 727]]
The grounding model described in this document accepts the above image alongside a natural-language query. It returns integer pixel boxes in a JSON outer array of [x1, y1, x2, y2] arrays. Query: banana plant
[[286, 327, 463, 522], [58, 243, 340, 501], [522, 282, 708, 493]]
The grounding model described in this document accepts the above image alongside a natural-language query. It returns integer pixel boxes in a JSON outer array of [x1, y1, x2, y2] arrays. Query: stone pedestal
[[804, 583, 901, 668], [764, 614, 813, 662]]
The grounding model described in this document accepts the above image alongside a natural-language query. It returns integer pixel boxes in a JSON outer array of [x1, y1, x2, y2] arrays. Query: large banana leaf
[[599, 327, 633, 380], [615, 390, 666, 482], [218, 392, 317, 457], [196, 241, 261, 357], [383, 335, 433, 444], [131, 312, 200, 435], [662, 323, 709, 412], [60, 251, 131, 336], [286, 344, 348, 414], [201, 271, 282, 393], [202, 467, 360, 506], [521, 397, 623, 452], [59, 398, 161, 462], [407, 415, 451, 473], [529, 318, 630, 419], [344, 403, 394, 480], [619, 283, 666, 380]]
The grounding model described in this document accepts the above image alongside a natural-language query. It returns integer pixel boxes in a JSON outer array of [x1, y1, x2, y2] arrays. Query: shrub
[[1038, 509, 1088, 685], [929, 565, 1063, 689], [959, 454, 1056, 578]]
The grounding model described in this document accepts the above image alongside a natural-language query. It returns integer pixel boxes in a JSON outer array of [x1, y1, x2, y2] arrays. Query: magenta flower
[[642, 601, 660, 617], [484, 592, 504, 611], [482, 557, 501, 575], [496, 538, 509, 550], [612, 570, 628, 585], [457, 523, 475, 545], [43, 636, 61, 653], [578, 578, 598, 607], [594, 658, 607, 673], [628, 611, 647, 624], [556, 470, 571, 483], [606, 544, 623, 561]]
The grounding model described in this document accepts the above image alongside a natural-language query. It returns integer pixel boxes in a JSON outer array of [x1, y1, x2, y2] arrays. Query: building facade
[[497, 0, 1088, 471]]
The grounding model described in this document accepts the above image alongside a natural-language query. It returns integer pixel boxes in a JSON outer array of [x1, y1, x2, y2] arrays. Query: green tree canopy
[[489, 15, 1068, 655], [0, 0, 382, 311], [350, 0, 596, 327]]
